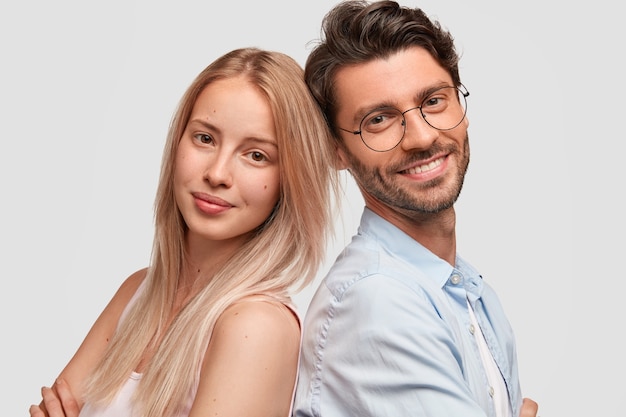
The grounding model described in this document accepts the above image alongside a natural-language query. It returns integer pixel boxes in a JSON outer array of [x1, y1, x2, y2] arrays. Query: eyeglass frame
[[336, 84, 470, 152]]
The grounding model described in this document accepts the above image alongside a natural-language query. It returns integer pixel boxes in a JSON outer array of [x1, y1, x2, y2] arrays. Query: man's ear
[[335, 142, 350, 170]]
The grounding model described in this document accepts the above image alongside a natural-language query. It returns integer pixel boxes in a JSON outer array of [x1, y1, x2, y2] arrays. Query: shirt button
[[469, 324, 475, 335], [450, 274, 461, 285], [489, 386, 495, 397]]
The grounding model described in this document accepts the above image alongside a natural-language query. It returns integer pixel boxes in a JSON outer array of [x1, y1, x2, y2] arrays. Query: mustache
[[390, 132, 469, 172], [390, 144, 450, 171]]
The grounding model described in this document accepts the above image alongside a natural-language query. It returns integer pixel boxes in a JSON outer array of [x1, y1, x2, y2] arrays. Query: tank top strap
[[116, 277, 148, 330]]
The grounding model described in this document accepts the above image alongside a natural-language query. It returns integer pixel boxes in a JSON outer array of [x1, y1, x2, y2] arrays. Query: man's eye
[[370, 114, 386, 125], [422, 93, 450, 111], [362, 108, 401, 133], [424, 97, 441, 107]]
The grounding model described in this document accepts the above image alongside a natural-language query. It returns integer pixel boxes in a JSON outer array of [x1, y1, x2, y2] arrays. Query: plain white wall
[[2, 1, 622, 415]]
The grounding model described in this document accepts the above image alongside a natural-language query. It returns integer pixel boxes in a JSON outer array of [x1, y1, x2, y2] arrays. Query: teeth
[[406, 158, 442, 174]]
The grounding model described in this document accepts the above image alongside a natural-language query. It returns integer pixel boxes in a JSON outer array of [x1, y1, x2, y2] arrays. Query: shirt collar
[[359, 208, 484, 296], [359, 207, 454, 288]]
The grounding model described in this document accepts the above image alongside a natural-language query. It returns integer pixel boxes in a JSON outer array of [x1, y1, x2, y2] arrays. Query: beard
[[345, 134, 470, 216]]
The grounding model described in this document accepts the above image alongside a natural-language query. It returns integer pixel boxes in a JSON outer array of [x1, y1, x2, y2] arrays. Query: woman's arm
[[189, 299, 301, 417], [29, 268, 147, 417]]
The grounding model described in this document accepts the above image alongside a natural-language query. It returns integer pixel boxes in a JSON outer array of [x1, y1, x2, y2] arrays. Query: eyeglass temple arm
[[337, 126, 361, 135], [459, 83, 470, 98]]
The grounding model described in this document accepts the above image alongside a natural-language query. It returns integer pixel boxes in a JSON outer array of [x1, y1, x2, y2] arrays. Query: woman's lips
[[192, 192, 233, 215]]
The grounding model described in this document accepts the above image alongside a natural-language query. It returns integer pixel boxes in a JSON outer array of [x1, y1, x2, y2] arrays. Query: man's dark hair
[[305, 0, 461, 137]]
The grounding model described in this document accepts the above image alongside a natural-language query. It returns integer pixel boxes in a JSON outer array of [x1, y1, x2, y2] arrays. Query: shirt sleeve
[[300, 272, 490, 417]]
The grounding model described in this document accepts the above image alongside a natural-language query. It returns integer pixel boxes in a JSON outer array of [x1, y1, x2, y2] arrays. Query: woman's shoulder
[[87, 268, 148, 336], [98, 267, 146, 310], [91, 268, 148, 328], [193, 297, 301, 415], [115, 267, 148, 300], [215, 297, 301, 343], [207, 296, 301, 366]]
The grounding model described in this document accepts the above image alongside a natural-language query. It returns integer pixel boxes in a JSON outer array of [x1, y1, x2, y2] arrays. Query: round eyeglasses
[[337, 85, 469, 152]]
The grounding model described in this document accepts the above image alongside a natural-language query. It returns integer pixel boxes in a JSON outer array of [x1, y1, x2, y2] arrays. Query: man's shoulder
[[323, 236, 427, 297]]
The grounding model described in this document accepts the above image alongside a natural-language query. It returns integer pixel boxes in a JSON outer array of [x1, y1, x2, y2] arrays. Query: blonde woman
[[30, 47, 338, 417]]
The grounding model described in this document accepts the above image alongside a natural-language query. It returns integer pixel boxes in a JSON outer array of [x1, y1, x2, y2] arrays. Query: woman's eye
[[250, 151, 267, 162], [195, 133, 214, 144]]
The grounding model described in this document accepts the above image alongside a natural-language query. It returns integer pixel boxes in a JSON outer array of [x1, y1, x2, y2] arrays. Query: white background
[[1, 1, 622, 416]]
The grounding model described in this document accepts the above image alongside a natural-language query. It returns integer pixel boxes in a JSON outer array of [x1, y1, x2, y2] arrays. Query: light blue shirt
[[293, 208, 522, 417]]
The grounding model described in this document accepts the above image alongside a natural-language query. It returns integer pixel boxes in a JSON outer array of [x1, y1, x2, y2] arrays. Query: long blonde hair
[[83, 48, 339, 416]]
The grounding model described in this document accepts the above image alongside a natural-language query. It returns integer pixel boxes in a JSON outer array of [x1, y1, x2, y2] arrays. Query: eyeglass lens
[[359, 86, 467, 152]]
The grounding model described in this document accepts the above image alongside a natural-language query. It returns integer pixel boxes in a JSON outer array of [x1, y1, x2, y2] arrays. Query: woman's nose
[[203, 153, 233, 188]]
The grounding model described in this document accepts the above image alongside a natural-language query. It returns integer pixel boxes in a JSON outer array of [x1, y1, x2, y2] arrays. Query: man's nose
[[399, 107, 438, 151]]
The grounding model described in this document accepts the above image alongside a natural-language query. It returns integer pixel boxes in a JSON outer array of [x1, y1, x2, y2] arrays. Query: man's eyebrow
[[415, 82, 453, 102], [348, 81, 453, 124], [350, 100, 399, 125]]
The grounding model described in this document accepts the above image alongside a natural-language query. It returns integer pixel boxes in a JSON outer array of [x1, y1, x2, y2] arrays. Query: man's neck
[[365, 200, 457, 266]]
